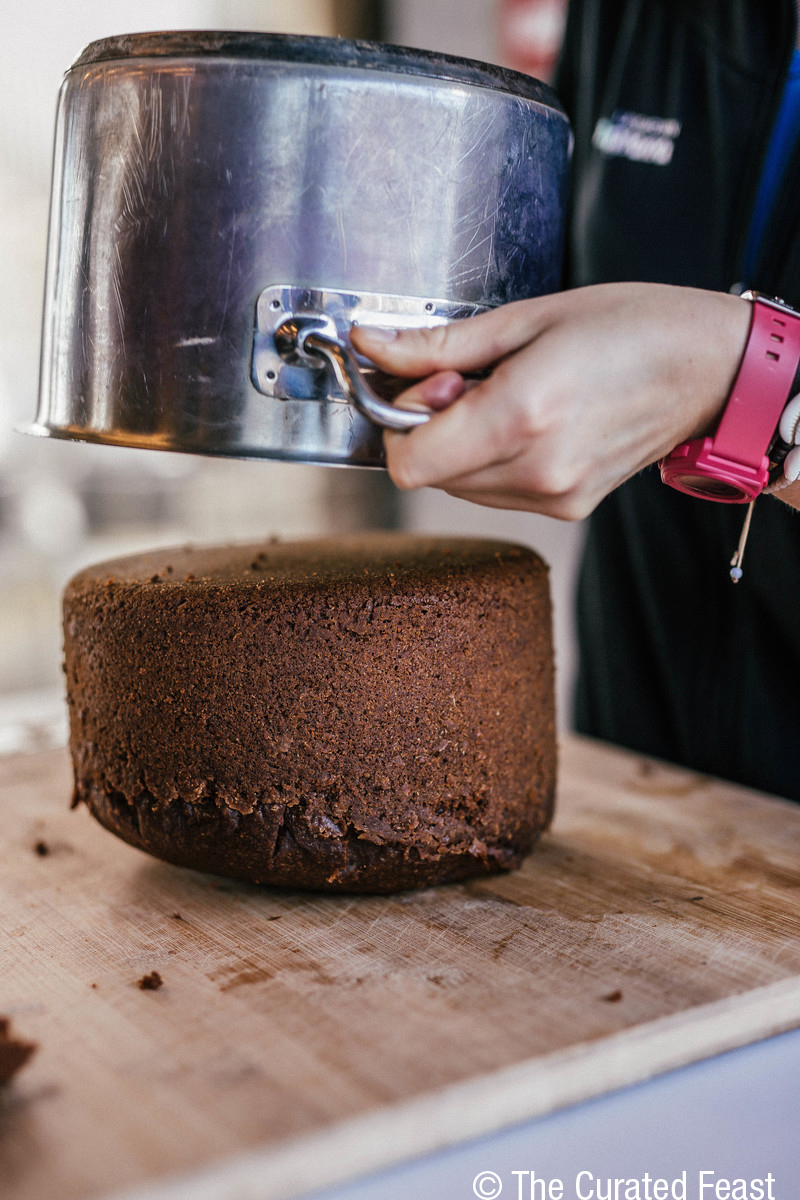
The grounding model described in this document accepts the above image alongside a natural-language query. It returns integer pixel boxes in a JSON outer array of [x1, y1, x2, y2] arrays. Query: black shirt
[[554, 0, 800, 798]]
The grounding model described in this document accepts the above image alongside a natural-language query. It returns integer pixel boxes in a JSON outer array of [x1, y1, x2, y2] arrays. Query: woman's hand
[[350, 282, 752, 520]]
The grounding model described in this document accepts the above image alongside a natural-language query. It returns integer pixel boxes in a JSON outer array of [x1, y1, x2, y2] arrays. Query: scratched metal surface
[[33, 42, 571, 466], [31, 42, 568, 465], [3, 736, 800, 1200]]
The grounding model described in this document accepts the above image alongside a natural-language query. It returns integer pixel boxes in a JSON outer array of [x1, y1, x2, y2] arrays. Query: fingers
[[397, 432, 580, 517], [441, 486, 568, 517], [384, 368, 522, 490], [416, 445, 602, 522], [400, 371, 467, 412], [382, 352, 606, 520], [350, 295, 554, 377]]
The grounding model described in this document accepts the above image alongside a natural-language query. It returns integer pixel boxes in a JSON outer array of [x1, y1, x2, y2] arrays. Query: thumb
[[350, 297, 550, 377]]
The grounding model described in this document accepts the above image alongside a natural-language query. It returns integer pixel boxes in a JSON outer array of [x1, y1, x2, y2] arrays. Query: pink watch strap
[[713, 297, 800, 469], [660, 293, 800, 502]]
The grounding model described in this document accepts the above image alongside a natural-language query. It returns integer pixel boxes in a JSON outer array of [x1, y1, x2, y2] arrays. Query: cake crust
[[63, 534, 556, 892]]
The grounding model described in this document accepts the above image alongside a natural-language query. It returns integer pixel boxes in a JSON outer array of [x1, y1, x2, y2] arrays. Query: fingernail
[[419, 372, 465, 408], [355, 325, 398, 343]]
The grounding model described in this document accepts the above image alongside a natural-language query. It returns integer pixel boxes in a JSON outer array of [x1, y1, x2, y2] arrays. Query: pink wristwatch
[[659, 291, 800, 503]]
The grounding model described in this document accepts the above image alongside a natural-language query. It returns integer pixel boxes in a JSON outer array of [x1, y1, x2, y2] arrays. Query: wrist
[[659, 292, 800, 503]]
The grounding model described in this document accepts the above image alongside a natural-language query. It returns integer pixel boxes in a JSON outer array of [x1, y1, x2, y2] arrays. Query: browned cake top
[[66, 533, 545, 593]]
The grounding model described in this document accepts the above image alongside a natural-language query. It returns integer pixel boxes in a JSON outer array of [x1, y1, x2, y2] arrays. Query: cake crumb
[[0, 1017, 37, 1085], [136, 971, 164, 991]]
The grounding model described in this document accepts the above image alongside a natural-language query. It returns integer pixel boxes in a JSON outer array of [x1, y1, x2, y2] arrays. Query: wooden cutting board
[[3, 735, 800, 1200]]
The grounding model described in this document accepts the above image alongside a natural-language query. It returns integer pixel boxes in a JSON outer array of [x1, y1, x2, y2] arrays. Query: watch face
[[660, 436, 765, 503], [671, 473, 751, 502]]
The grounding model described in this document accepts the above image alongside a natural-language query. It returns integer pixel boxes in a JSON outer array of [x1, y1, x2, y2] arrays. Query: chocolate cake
[[63, 534, 556, 892]]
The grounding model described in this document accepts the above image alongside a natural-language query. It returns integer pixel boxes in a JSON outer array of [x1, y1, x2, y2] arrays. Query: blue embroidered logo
[[592, 111, 681, 165]]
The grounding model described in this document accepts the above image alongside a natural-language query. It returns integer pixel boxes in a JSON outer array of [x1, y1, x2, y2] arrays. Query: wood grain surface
[[2, 736, 800, 1200]]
